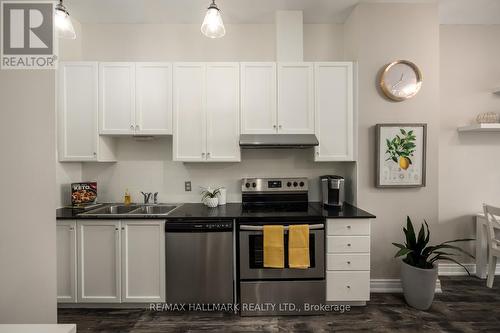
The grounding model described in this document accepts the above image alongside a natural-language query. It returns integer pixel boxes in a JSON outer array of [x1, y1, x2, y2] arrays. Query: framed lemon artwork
[[376, 123, 427, 188]]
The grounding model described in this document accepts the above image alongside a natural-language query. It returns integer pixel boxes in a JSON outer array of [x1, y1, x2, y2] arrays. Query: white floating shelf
[[458, 123, 500, 132]]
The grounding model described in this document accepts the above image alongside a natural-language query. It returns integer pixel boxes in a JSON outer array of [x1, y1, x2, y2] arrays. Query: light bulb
[[201, 1, 225, 39], [55, 1, 76, 39]]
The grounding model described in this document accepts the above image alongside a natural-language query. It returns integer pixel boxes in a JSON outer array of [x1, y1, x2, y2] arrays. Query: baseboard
[[438, 263, 500, 276], [370, 279, 442, 294]]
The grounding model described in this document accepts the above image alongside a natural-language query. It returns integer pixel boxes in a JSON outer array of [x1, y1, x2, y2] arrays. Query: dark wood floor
[[58, 277, 500, 332]]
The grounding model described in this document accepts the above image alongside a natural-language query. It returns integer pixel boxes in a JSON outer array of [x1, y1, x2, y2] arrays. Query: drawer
[[327, 219, 370, 236], [326, 271, 370, 301], [327, 236, 370, 253], [327, 254, 370, 271]]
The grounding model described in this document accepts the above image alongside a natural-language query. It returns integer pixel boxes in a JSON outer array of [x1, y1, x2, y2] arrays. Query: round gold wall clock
[[380, 60, 423, 101]]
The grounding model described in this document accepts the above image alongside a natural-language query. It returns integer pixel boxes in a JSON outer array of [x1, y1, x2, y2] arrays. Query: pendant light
[[201, 0, 226, 39], [55, 0, 76, 39]]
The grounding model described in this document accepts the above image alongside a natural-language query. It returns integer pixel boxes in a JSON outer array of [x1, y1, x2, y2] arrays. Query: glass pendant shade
[[55, 1, 76, 39], [201, 1, 225, 38]]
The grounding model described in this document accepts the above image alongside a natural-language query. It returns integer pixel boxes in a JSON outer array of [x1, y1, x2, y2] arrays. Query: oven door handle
[[239, 224, 324, 231]]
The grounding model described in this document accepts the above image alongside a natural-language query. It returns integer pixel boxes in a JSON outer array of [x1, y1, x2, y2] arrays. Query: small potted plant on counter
[[393, 216, 474, 310], [201, 186, 221, 208]]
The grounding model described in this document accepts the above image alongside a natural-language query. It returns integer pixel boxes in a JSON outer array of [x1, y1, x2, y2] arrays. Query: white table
[[0, 325, 76, 333]]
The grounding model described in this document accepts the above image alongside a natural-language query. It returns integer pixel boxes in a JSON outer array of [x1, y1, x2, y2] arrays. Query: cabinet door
[[240, 63, 277, 134], [57, 221, 77, 303], [277, 63, 314, 134], [77, 220, 121, 303], [121, 220, 165, 303], [136, 63, 173, 135], [206, 63, 241, 162], [58, 62, 98, 161], [314, 62, 354, 161], [99, 63, 136, 135], [173, 63, 206, 161]]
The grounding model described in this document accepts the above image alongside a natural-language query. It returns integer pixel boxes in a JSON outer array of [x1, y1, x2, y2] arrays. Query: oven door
[[239, 223, 325, 280]]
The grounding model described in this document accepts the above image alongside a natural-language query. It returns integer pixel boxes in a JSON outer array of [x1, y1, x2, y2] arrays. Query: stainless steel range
[[238, 177, 325, 316]]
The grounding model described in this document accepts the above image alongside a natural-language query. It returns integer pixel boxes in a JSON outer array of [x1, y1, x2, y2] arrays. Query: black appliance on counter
[[320, 175, 345, 208], [238, 177, 325, 316]]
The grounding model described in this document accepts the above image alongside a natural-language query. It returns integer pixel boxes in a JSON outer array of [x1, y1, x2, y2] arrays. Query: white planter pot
[[401, 261, 438, 310], [204, 197, 219, 208]]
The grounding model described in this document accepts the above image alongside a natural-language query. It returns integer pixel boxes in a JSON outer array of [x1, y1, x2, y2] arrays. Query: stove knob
[[252, 182, 256, 188], [299, 181, 305, 187], [293, 182, 298, 187], [287, 182, 292, 187], [245, 182, 250, 188]]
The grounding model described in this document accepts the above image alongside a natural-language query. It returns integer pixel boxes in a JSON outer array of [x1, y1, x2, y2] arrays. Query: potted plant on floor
[[393, 216, 474, 310]]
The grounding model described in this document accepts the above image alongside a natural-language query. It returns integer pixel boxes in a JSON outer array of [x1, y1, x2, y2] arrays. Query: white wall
[[439, 25, 500, 258], [69, 22, 349, 205], [344, 3, 440, 278], [56, 17, 83, 207], [82, 137, 352, 203], [0, 70, 57, 322]]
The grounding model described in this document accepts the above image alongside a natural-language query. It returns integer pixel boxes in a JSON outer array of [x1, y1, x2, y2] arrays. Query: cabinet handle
[[273, 125, 277, 129], [130, 125, 134, 130], [115, 227, 119, 231], [316, 151, 319, 156], [93, 152, 97, 156], [347, 243, 351, 247], [346, 285, 351, 289], [278, 125, 282, 129], [207, 152, 211, 158], [347, 261, 351, 265], [69, 227, 74, 231], [346, 225, 351, 229], [121, 227, 125, 230], [202, 152, 206, 157]]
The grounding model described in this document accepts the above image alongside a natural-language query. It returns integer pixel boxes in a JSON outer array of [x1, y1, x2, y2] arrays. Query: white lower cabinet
[[77, 220, 122, 303], [326, 219, 371, 303], [57, 221, 77, 303], [57, 219, 166, 304], [121, 220, 165, 303]]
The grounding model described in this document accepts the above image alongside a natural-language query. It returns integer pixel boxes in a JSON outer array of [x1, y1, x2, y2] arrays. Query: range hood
[[239, 134, 319, 149]]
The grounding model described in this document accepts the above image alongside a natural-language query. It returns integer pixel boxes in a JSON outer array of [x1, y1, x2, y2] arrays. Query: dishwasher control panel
[[165, 220, 233, 232]]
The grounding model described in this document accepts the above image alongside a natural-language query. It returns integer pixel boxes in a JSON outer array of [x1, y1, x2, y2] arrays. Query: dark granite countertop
[[56, 202, 375, 221]]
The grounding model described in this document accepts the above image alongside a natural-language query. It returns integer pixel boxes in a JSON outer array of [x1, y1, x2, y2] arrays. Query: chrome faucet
[[141, 192, 152, 204]]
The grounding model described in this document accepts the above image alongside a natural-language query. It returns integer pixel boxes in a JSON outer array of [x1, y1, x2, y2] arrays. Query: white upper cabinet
[[277, 63, 315, 134], [206, 63, 241, 162], [314, 62, 354, 161], [58, 62, 98, 161], [121, 220, 165, 303], [173, 63, 206, 161], [99, 62, 136, 135], [173, 62, 241, 162], [58, 62, 116, 162], [135, 63, 173, 135], [240, 63, 277, 134]]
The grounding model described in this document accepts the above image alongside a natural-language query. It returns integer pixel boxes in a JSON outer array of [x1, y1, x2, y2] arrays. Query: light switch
[[185, 181, 192, 192]]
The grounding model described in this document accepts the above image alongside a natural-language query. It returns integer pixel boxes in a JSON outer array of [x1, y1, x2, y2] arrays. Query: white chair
[[482, 204, 500, 288]]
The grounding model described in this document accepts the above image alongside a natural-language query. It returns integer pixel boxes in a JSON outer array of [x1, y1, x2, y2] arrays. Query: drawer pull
[[347, 243, 351, 247], [346, 285, 351, 289], [346, 225, 351, 229], [347, 261, 351, 265]]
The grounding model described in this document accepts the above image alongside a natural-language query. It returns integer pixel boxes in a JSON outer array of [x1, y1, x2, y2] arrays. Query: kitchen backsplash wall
[[79, 137, 355, 205]]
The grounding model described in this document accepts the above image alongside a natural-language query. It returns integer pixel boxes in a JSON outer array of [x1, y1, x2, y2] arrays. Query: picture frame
[[376, 123, 427, 188]]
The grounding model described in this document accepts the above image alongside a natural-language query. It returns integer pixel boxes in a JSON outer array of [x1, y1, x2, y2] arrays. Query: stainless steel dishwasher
[[165, 219, 234, 304]]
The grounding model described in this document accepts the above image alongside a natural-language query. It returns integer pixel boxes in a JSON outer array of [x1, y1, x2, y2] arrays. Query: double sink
[[79, 203, 182, 218]]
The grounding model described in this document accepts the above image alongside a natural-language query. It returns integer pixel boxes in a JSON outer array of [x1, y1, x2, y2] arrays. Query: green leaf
[[431, 256, 472, 276], [392, 157, 398, 163], [392, 242, 407, 249], [424, 220, 430, 244], [400, 129, 406, 135], [405, 216, 416, 248], [441, 238, 475, 244], [395, 248, 413, 258], [407, 157, 412, 165]]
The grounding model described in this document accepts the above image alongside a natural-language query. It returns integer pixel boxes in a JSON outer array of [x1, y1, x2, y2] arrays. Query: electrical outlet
[[185, 181, 192, 192]]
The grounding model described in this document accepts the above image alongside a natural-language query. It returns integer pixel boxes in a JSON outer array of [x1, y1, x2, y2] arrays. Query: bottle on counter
[[124, 189, 132, 206]]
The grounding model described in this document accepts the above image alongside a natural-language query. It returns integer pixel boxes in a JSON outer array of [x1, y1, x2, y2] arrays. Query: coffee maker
[[320, 175, 345, 207]]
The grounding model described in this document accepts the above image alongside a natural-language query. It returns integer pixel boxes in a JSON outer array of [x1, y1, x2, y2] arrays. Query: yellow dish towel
[[263, 225, 284, 268], [289, 224, 310, 269]]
